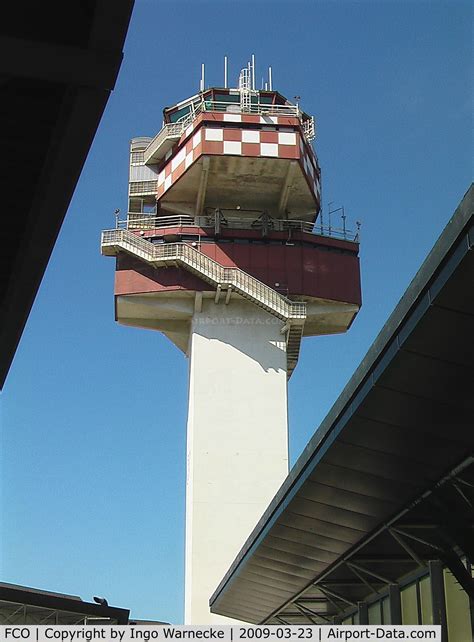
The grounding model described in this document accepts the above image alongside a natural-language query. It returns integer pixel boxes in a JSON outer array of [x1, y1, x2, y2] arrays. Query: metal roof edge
[[0, 584, 130, 623], [210, 182, 474, 610]]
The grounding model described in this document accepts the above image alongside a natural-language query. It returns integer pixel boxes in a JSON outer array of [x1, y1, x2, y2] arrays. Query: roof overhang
[[0, 582, 129, 624], [210, 184, 474, 623], [0, 0, 135, 389]]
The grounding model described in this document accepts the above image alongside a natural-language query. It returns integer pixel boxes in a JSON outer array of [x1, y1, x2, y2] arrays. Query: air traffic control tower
[[101, 59, 362, 624]]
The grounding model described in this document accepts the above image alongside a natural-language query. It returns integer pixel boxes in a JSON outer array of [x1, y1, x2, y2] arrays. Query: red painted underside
[[115, 231, 362, 306]]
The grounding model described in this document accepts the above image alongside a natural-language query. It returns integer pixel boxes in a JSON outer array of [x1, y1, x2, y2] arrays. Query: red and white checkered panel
[[299, 137, 320, 200], [200, 127, 300, 160], [178, 112, 301, 146], [157, 123, 320, 203], [157, 130, 203, 198]]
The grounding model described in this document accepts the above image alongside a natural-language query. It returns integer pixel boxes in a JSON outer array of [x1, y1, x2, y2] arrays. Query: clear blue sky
[[2, 0, 472, 625]]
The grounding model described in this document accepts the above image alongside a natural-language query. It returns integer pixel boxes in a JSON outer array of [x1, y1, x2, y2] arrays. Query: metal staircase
[[101, 229, 306, 377]]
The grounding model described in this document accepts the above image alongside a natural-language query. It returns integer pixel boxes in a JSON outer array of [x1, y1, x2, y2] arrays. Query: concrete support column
[[185, 300, 289, 624]]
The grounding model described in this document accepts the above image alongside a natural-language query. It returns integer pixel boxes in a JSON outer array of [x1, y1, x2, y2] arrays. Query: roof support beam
[[295, 602, 331, 624], [0, 605, 24, 625], [452, 481, 474, 508], [389, 528, 426, 569], [195, 157, 210, 217], [294, 603, 318, 624], [346, 561, 392, 585], [318, 585, 356, 608], [278, 162, 296, 216], [391, 527, 442, 552], [437, 548, 474, 600], [429, 493, 474, 564], [275, 616, 290, 625], [346, 562, 379, 596]]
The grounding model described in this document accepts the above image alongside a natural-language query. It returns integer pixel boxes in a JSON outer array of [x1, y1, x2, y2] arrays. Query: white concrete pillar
[[184, 299, 289, 624]]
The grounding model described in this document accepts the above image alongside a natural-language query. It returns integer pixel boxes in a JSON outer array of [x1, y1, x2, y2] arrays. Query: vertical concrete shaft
[[185, 299, 289, 624]]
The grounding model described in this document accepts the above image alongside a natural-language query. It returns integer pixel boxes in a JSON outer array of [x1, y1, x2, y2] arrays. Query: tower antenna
[[224, 56, 228, 88], [251, 54, 256, 90], [200, 63, 205, 92], [268, 66, 273, 91]]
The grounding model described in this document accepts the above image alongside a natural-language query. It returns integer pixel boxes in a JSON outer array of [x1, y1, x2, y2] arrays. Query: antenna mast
[[200, 63, 205, 91]]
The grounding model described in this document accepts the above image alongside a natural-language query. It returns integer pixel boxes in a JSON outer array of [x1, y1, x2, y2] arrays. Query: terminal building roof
[[0, 582, 129, 625], [210, 184, 474, 624]]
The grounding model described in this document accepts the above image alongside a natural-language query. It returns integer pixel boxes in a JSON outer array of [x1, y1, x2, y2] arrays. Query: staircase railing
[[101, 229, 306, 324]]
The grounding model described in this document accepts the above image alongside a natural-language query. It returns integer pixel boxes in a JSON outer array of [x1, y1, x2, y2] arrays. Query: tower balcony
[[142, 92, 316, 167], [103, 211, 361, 357], [120, 211, 359, 244]]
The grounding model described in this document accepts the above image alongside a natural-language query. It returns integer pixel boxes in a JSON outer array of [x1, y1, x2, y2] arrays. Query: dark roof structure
[[0, 1, 135, 388], [210, 184, 474, 624], [0, 582, 129, 625]]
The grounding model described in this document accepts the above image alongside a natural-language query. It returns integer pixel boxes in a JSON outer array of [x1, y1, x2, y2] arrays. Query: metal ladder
[[239, 67, 251, 113]]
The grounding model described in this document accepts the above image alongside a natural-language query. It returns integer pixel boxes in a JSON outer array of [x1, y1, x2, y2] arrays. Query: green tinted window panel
[[214, 94, 240, 103], [368, 602, 382, 625], [401, 584, 419, 625], [169, 106, 192, 123], [444, 569, 472, 642], [382, 597, 390, 625], [247, 95, 273, 105], [419, 576, 433, 625]]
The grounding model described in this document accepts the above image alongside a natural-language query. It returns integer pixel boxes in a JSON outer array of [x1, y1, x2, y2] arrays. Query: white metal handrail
[[126, 214, 194, 228], [201, 100, 300, 118], [143, 96, 313, 163], [143, 123, 185, 162], [119, 214, 359, 242], [303, 117, 315, 142], [101, 229, 306, 322]]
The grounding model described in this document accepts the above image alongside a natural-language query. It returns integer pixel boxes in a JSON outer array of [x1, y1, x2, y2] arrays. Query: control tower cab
[[101, 59, 362, 624]]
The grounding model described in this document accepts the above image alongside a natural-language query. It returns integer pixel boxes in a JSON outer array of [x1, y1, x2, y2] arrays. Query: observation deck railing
[[200, 100, 300, 118], [119, 214, 359, 243]]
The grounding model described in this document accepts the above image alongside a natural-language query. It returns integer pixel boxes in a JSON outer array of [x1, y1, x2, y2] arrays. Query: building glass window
[[401, 584, 418, 624], [444, 568, 472, 641], [382, 597, 390, 625], [368, 602, 382, 624], [419, 576, 433, 625]]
